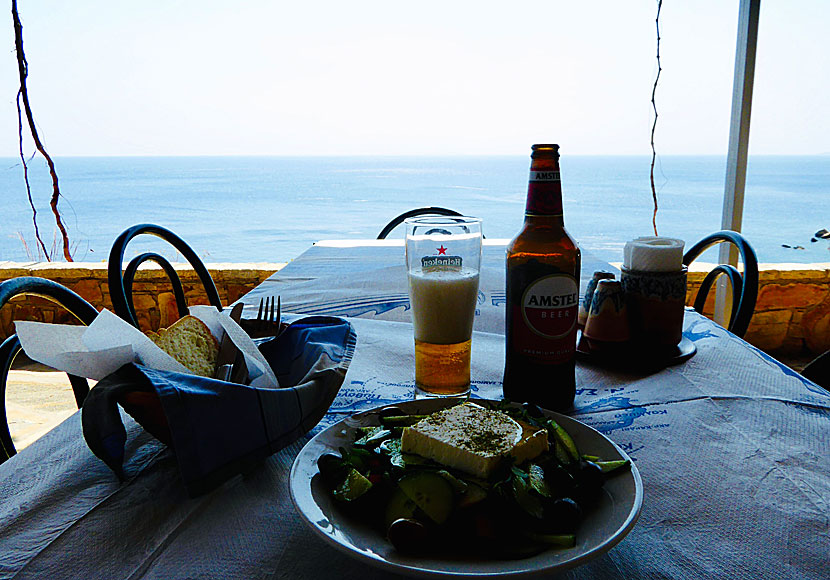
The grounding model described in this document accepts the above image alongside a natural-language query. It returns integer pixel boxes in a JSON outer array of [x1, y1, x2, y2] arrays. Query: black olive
[[544, 463, 576, 496], [545, 497, 583, 532], [575, 460, 605, 490], [317, 453, 347, 485], [387, 518, 429, 554], [379, 406, 405, 419], [523, 402, 545, 418], [570, 460, 605, 506]]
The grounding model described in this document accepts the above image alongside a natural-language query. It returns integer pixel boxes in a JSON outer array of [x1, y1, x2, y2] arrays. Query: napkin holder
[[621, 236, 687, 349], [82, 316, 356, 497]]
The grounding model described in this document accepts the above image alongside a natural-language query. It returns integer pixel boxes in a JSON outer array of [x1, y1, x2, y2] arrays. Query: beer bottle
[[503, 144, 581, 411]]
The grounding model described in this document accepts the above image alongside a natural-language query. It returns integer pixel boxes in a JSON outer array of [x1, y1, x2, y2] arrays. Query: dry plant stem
[[16, 93, 48, 260], [649, 0, 663, 237], [12, 0, 73, 261]]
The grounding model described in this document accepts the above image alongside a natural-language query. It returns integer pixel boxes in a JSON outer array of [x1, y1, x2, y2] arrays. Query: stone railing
[[2, 262, 829, 359], [685, 262, 830, 356], [0, 262, 282, 336]]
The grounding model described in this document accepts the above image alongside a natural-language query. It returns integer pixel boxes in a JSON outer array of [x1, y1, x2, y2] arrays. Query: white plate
[[289, 399, 643, 578]]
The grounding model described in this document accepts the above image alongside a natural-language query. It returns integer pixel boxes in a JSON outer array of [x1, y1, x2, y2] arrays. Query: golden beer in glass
[[405, 216, 482, 398]]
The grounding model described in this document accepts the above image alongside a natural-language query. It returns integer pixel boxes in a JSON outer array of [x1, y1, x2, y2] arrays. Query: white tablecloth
[[1, 241, 828, 579]]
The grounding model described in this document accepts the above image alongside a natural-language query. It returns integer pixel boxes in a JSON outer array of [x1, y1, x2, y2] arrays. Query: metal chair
[[1, 277, 98, 463], [801, 350, 830, 391], [108, 224, 222, 328], [123, 252, 189, 326], [377, 207, 464, 239], [682, 230, 759, 337]]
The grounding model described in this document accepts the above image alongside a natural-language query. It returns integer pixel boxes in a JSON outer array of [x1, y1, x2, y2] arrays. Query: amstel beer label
[[525, 171, 563, 216], [521, 274, 578, 338]]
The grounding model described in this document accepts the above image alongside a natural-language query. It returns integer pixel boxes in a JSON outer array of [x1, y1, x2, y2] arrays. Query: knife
[[214, 303, 244, 381]]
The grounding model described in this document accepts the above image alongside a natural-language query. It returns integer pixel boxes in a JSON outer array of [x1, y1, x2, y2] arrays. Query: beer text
[[525, 293, 577, 308]]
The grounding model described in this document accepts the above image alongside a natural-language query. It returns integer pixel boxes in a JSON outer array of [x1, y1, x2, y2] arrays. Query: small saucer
[[577, 332, 696, 371]]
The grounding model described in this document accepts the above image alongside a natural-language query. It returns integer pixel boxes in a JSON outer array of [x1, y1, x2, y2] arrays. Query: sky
[[0, 0, 828, 157]]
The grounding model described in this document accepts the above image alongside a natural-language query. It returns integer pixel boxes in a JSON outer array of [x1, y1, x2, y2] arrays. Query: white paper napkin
[[623, 236, 685, 272], [15, 306, 279, 388]]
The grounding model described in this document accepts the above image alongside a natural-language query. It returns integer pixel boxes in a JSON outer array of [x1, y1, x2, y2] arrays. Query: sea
[[1, 155, 828, 266]]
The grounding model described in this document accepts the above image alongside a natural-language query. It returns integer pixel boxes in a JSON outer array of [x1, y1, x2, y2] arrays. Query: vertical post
[[717, 0, 761, 326]]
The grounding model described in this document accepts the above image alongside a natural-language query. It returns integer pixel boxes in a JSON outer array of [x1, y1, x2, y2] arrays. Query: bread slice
[[148, 315, 219, 377]]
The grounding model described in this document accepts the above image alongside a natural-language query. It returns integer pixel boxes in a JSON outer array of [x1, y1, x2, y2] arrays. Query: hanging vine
[[12, 0, 73, 261], [649, 0, 663, 237]]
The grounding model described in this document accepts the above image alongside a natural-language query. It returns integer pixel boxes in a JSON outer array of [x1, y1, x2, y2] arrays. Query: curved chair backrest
[[377, 207, 464, 239], [123, 252, 189, 326], [108, 224, 222, 328], [0, 277, 99, 463], [682, 230, 759, 337]]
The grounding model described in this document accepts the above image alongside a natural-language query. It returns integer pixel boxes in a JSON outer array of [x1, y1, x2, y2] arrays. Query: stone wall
[[2, 261, 829, 358], [685, 263, 830, 356], [0, 262, 282, 336]]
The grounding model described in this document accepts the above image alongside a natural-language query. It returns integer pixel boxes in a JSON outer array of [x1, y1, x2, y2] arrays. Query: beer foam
[[408, 267, 480, 345]]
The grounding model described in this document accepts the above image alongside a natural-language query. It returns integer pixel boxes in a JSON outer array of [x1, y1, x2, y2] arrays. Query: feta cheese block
[[400, 402, 548, 479]]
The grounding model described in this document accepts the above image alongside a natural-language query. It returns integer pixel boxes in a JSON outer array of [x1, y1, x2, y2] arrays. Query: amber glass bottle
[[503, 144, 581, 411]]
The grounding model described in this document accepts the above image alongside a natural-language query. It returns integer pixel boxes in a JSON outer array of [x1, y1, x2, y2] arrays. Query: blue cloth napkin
[[82, 316, 356, 496]]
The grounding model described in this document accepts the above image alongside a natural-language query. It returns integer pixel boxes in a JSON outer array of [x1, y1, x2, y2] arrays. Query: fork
[[255, 296, 281, 334]]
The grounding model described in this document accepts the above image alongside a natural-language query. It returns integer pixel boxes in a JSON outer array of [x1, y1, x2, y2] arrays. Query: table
[[1, 240, 828, 579]]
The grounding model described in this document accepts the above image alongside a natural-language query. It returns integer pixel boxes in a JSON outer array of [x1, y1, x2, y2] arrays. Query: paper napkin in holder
[[623, 236, 685, 272], [621, 237, 687, 347]]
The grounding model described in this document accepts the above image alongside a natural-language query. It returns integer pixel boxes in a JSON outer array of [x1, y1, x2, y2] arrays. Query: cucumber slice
[[385, 487, 420, 528], [595, 459, 631, 476], [457, 482, 488, 508], [398, 471, 454, 524], [547, 419, 580, 464], [436, 470, 468, 495], [331, 468, 373, 502], [379, 415, 426, 427], [522, 532, 576, 548]]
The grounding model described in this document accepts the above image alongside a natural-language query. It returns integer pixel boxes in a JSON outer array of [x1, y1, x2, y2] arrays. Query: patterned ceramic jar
[[620, 266, 687, 347], [578, 271, 616, 328], [583, 279, 630, 343]]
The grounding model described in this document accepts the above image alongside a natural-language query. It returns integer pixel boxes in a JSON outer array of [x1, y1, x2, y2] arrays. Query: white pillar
[[718, 0, 761, 326]]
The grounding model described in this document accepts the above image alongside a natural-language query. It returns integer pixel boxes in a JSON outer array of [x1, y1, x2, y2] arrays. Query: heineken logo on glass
[[521, 274, 578, 338], [422, 255, 463, 268], [422, 244, 463, 268]]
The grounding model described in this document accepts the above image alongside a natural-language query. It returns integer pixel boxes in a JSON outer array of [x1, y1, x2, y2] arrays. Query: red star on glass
[[437, 245, 448, 255]]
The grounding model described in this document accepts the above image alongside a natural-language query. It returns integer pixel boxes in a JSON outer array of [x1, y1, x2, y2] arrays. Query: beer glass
[[405, 216, 482, 398]]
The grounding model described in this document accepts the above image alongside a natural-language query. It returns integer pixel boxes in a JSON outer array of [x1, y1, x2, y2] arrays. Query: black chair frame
[[682, 230, 759, 337], [108, 224, 222, 327], [377, 207, 464, 239], [1, 277, 98, 462], [123, 252, 189, 325]]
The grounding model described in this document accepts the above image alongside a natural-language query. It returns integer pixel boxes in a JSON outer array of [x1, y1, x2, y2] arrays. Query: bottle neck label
[[525, 171, 563, 216]]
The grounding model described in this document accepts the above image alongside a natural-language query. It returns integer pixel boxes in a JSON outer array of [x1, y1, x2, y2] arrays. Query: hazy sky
[[1, 1, 827, 156]]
